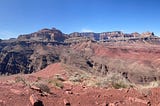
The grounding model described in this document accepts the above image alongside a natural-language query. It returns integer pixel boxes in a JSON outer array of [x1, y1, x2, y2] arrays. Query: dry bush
[[112, 81, 128, 89], [37, 77, 42, 81], [54, 74, 65, 81], [137, 81, 160, 97], [139, 88, 152, 97], [69, 72, 88, 83], [95, 72, 131, 89], [48, 79, 64, 89], [34, 83, 50, 93], [69, 75, 82, 82], [15, 76, 27, 85]]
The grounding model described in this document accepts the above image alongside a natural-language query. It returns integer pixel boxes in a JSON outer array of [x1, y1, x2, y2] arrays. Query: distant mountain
[[0, 27, 160, 84], [15, 27, 157, 42], [18, 28, 66, 42], [68, 31, 156, 41]]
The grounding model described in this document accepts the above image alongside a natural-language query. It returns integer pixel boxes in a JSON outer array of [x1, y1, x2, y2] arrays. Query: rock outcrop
[[18, 28, 66, 42], [141, 32, 154, 37], [0, 41, 64, 75], [0, 27, 160, 84], [68, 31, 156, 42]]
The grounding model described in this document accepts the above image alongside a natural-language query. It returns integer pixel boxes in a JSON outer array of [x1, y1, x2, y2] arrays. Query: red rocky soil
[[1, 80, 160, 106], [0, 63, 160, 106]]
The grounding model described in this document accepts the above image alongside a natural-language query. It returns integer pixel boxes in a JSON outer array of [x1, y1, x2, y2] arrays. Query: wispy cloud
[[0, 30, 17, 39], [81, 28, 93, 32]]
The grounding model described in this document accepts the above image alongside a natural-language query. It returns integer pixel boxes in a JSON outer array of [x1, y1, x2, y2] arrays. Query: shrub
[[54, 74, 65, 81], [94, 72, 131, 89], [69, 73, 87, 82], [69, 75, 82, 82], [112, 81, 128, 89], [15, 76, 27, 85], [37, 77, 42, 81], [48, 79, 64, 89], [95, 78, 109, 87], [35, 83, 50, 93]]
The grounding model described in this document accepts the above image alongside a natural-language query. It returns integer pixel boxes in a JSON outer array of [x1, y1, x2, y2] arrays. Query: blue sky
[[0, 0, 160, 39]]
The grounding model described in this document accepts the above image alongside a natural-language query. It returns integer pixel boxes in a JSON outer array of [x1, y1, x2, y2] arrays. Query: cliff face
[[0, 27, 160, 84], [0, 28, 68, 75], [0, 40, 67, 75], [18, 28, 66, 42], [68, 31, 156, 42]]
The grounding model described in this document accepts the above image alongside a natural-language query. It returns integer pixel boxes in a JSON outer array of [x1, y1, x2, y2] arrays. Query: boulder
[[29, 94, 44, 106], [63, 99, 70, 106]]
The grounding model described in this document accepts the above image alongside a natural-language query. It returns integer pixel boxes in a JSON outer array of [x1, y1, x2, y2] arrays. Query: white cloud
[[81, 28, 93, 32]]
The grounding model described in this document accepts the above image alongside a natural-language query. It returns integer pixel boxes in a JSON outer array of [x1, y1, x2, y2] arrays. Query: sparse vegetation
[[34, 83, 50, 93], [48, 79, 64, 89], [69, 72, 88, 83], [136, 81, 160, 97], [112, 81, 128, 89], [15, 76, 27, 85], [54, 74, 65, 81], [93, 72, 132, 89], [140, 81, 160, 89], [139, 88, 152, 97], [95, 78, 109, 87], [106, 72, 131, 89], [37, 77, 42, 81], [69, 75, 82, 82]]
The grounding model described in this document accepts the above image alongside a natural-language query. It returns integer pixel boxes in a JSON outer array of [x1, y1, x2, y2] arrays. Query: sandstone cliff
[[0, 28, 160, 84]]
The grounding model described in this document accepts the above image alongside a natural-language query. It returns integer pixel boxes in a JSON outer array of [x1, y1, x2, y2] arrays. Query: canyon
[[0, 27, 160, 106]]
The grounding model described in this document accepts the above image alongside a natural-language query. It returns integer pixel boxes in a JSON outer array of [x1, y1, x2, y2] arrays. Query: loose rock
[[63, 99, 70, 106]]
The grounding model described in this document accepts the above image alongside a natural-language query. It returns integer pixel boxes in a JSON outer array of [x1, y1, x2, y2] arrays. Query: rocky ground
[[0, 81, 158, 106], [0, 63, 160, 106]]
